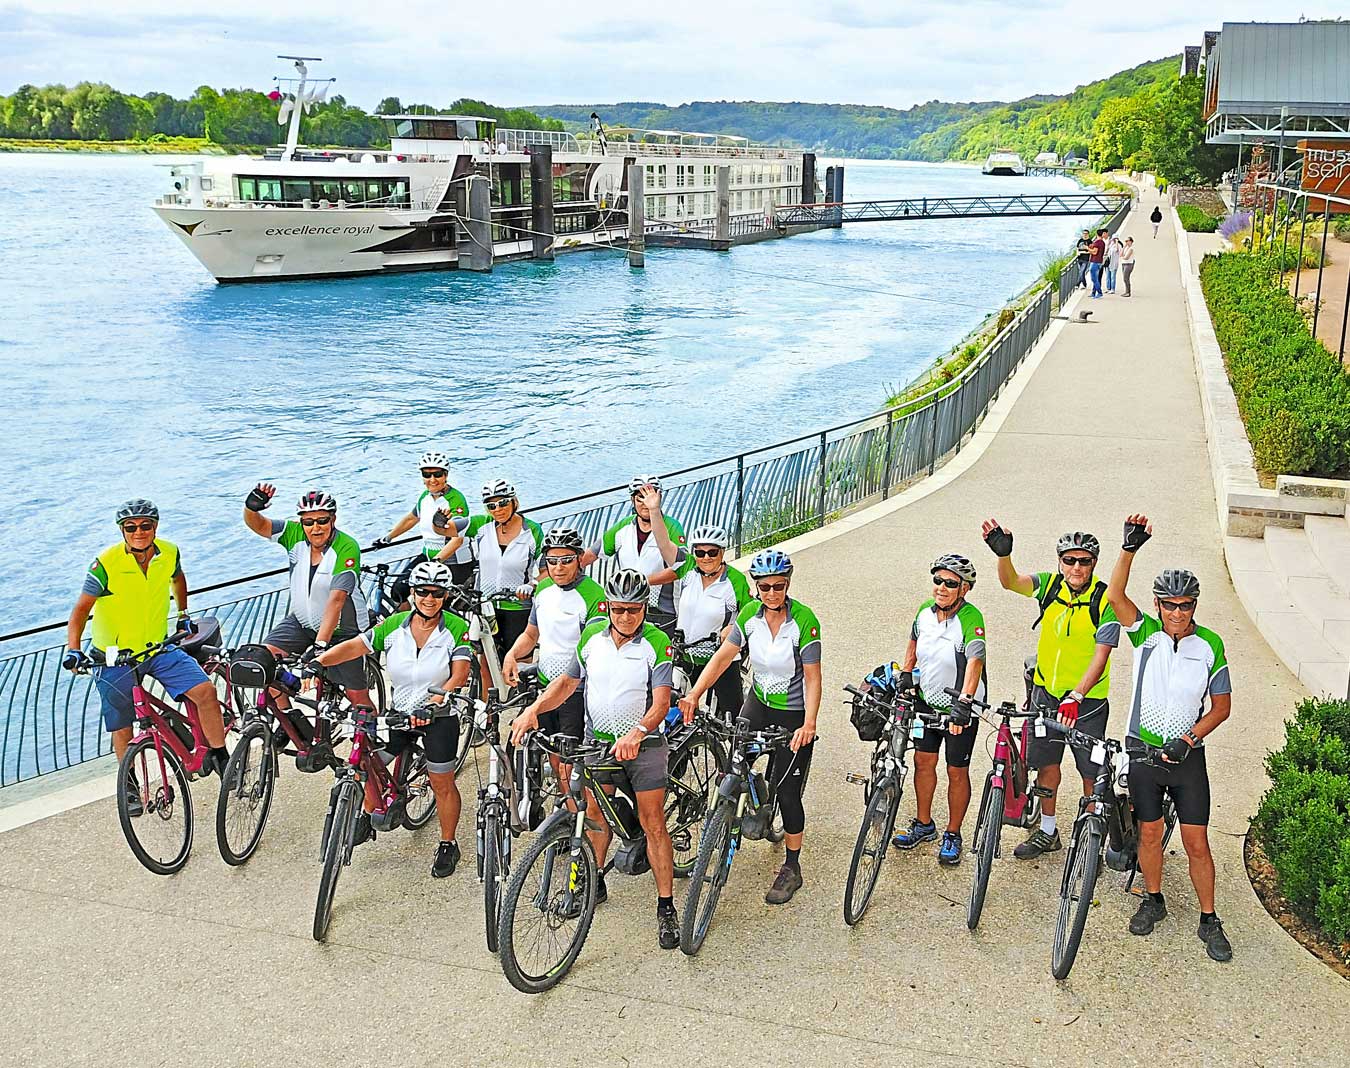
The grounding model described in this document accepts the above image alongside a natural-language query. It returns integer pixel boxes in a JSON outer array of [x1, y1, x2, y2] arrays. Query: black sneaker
[[657, 907, 679, 950], [431, 840, 461, 879], [1012, 828, 1062, 859], [1130, 896, 1167, 935], [123, 774, 143, 819], [765, 863, 803, 905], [594, 873, 609, 905], [352, 812, 375, 848], [1198, 917, 1232, 962]]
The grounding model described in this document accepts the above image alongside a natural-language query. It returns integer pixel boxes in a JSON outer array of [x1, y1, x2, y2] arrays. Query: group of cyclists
[[64, 450, 1232, 963]]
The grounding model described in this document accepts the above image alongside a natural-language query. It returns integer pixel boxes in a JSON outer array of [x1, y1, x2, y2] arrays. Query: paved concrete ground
[[3, 188, 1346, 1068]]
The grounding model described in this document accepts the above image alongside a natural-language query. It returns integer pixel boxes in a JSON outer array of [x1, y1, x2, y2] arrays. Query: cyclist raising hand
[[581, 475, 686, 632], [371, 451, 474, 599]]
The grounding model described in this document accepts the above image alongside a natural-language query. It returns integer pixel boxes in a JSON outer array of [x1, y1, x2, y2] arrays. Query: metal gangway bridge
[[773, 192, 1129, 227]]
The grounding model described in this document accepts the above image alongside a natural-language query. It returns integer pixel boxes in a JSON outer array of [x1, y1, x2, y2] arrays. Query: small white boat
[[982, 150, 1026, 176]]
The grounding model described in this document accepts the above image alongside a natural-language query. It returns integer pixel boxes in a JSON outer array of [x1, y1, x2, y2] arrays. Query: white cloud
[[0, 1, 1328, 109]]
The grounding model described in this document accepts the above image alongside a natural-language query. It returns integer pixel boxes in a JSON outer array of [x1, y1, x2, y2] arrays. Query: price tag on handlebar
[[910, 721, 925, 740], [1091, 742, 1106, 766], [1034, 718, 1047, 737], [104, 645, 119, 666]]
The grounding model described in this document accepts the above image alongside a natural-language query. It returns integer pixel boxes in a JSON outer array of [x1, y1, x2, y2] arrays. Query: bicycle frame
[[250, 660, 338, 758]]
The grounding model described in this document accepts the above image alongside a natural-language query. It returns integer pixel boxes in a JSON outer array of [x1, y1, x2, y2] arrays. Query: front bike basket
[[849, 694, 888, 742]]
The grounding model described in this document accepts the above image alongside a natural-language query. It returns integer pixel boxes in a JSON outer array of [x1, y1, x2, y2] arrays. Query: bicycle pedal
[[844, 772, 869, 786], [1030, 785, 1054, 799]]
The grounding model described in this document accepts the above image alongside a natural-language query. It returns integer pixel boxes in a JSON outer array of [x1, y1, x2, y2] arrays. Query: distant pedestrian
[[1150, 205, 1163, 238], [1105, 236, 1122, 293], [1075, 229, 1092, 289], [1088, 228, 1107, 298], [1121, 237, 1136, 296]]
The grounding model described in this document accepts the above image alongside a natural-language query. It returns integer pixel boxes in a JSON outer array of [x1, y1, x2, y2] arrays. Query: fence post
[[881, 409, 894, 501], [735, 454, 745, 557], [927, 400, 939, 475], [817, 431, 828, 528]]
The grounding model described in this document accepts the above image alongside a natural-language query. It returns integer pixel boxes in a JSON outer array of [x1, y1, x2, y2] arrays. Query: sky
[[0, 2, 1333, 111]]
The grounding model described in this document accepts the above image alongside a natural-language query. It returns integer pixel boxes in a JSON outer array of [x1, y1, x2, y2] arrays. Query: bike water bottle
[[276, 665, 301, 692], [910, 668, 924, 739]]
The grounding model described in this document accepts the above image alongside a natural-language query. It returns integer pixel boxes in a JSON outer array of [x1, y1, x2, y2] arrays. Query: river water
[[0, 153, 1085, 633]]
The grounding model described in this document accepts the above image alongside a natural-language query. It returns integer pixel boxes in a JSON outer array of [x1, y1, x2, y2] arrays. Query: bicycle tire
[[313, 780, 358, 943], [117, 736, 194, 876], [215, 720, 277, 866], [666, 731, 726, 877], [843, 776, 900, 927], [483, 812, 502, 953], [451, 673, 481, 774], [680, 801, 736, 955], [967, 779, 1004, 930], [362, 655, 388, 714], [765, 798, 786, 844], [498, 820, 597, 993], [1051, 820, 1103, 980], [400, 743, 437, 830]]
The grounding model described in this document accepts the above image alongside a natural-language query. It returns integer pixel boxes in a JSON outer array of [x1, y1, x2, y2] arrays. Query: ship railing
[[581, 139, 794, 160], [0, 200, 1129, 790], [496, 128, 582, 152]]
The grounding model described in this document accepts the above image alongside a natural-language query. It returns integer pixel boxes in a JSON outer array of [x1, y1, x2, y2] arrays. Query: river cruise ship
[[154, 59, 813, 282], [981, 150, 1026, 176]]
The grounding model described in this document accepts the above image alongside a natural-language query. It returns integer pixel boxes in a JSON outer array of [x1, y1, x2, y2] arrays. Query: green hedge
[[1256, 698, 1350, 941], [1199, 252, 1350, 476], [1177, 204, 1220, 232]]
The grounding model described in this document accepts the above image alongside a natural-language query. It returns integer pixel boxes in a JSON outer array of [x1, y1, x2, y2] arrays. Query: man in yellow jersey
[[63, 500, 228, 773], [980, 520, 1120, 858]]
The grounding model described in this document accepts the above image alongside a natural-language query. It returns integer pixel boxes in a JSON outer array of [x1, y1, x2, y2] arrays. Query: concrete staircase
[[1226, 514, 1350, 698]]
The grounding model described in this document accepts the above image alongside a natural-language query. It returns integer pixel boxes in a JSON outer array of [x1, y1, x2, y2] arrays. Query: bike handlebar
[[942, 687, 1033, 721]]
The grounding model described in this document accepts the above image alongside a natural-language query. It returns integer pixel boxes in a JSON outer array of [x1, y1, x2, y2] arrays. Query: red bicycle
[[82, 620, 237, 875]]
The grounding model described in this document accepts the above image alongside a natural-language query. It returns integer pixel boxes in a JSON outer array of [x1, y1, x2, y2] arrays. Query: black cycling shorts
[[1128, 745, 1210, 826], [539, 687, 584, 742], [741, 692, 813, 837], [492, 608, 530, 662], [384, 714, 461, 775], [913, 714, 980, 768], [1026, 685, 1109, 779]]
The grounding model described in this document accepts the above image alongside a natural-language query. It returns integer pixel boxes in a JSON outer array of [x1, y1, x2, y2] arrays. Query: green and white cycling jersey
[[674, 559, 753, 663], [529, 575, 608, 684], [566, 620, 674, 741], [1124, 614, 1231, 747], [592, 514, 687, 615], [447, 514, 544, 611], [728, 598, 822, 711], [362, 610, 473, 712], [413, 487, 470, 562], [269, 519, 369, 632], [910, 599, 987, 709]]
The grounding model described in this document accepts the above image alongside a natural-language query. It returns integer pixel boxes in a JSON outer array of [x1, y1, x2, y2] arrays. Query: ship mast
[[275, 55, 332, 162]]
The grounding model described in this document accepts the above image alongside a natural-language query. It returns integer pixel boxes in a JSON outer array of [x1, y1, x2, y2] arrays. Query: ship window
[[256, 178, 283, 202], [656, 165, 666, 189], [385, 180, 409, 206], [343, 180, 365, 203], [645, 196, 655, 217], [238, 177, 257, 201], [703, 165, 713, 184], [395, 120, 415, 138], [315, 180, 342, 203]]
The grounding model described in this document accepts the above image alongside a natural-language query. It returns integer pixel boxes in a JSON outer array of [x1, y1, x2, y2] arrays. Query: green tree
[[1090, 93, 1154, 170], [374, 96, 402, 115], [1143, 75, 1236, 184]]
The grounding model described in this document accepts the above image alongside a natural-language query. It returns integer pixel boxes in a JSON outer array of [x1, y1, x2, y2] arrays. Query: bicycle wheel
[[843, 776, 900, 927], [313, 780, 359, 943], [967, 779, 1004, 930], [483, 811, 503, 953], [362, 655, 388, 714], [117, 736, 193, 876], [215, 720, 277, 866], [450, 673, 480, 773], [680, 801, 736, 955], [399, 743, 437, 830], [498, 820, 597, 993], [666, 732, 726, 877], [1051, 820, 1103, 980]]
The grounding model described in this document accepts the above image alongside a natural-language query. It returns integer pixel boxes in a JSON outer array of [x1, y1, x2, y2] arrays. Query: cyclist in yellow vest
[[63, 500, 229, 770]]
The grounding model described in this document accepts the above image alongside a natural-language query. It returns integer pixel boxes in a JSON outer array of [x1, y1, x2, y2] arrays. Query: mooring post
[[823, 166, 836, 205], [832, 164, 845, 227], [715, 165, 731, 246], [801, 153, 816, 204], [528, 145, 554, 262], [463, 175, 493, 272], [627, 164, 645, 268]]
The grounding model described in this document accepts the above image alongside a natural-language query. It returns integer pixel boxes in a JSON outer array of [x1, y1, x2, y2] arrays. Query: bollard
[[528, 145, 555, 262], [463, 175, 493, 272], [802, 153, 816, 204], [627, 163, 645, 268], [715, 166, 731, 246]]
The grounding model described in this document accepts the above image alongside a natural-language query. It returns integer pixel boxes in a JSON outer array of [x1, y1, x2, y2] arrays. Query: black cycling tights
[[740, 693, 814, 836]]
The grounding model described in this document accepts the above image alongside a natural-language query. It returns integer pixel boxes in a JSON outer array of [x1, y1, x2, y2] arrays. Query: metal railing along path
[[0, 202, 1126, 788], [775, 193, 1130, 227]]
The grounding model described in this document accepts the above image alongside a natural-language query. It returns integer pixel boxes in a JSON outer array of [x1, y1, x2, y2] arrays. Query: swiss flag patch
[[975, 626, 985, 637], [598, 601, 607, 612], [665, 645, 674, 657], [89, 560, 100, 572], [344, 558, 355, 568], [810, 626, 819, 638]]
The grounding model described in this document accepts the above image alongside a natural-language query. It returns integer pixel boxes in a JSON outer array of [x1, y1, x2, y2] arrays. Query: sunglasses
[[757, 581, 788, 593], [485, 499, 513, 510], [933, 576, 962, 589], [693, 548, 723, 559], [421, 469, 447, 479], [300, 516, 333, 528], [1060, 556, 1095, 568], [544, 554, 578, 567], [609, 604, 644, 616], [121, 521, 156, 533], [412, 586, 448, 599], [1158, 599, 1196, 613]]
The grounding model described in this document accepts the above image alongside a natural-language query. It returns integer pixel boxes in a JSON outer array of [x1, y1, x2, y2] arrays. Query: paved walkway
[[3, 188, 1346, 1068]]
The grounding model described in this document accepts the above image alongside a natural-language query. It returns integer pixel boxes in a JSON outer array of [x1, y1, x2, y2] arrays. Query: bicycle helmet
[[296, 490, 337, 514], [628, 474, 661, 496], [604, 568, 650, 604], [408, 560, 455, 591], [1056, 531, 1100, 558], [1152, 568, 1200, 599], [115, 498, 159, 525], [863, 661, 902, 696], [747, 548, 793, 579], [931, 553, 976, 586], [481, 478, 516, 502], [689, 523, 729, 549], [418, 450, 451, 472], [542, 527, 585, 553]]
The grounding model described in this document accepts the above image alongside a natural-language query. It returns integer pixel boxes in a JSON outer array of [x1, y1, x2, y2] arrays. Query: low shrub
[[1198, 251, 1350, 476], [1256, 698, 1350, 941], [1177, 204, 1220, 232]]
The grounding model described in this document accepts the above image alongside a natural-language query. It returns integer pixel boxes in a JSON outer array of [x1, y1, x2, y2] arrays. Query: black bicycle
[[1038, 719, 1178, 979], [841, 684, 952, 927]]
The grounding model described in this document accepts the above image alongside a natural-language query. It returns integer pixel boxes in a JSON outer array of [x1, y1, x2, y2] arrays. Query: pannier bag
[[229, 644, 277, 690]]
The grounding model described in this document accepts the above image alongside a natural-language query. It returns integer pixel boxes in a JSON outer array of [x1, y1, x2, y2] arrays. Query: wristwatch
[[1067, 690, 1084, 703], [1183, 729, 1200, 747], [633, 723, 650, 736]]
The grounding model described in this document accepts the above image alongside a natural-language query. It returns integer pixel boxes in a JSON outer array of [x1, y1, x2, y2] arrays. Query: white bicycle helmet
[[689, 523, 730, 549], [408, 560, 455, 591], [296, 490, 337, 514], [419, 451, 451, 472], [628, 474, 661, 496], [481, 479, 517, 502], [931, 553, 976, 586]]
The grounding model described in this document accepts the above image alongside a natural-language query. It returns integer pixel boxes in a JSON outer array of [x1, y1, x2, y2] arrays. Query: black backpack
[[1031, 574, 1106, 632]]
